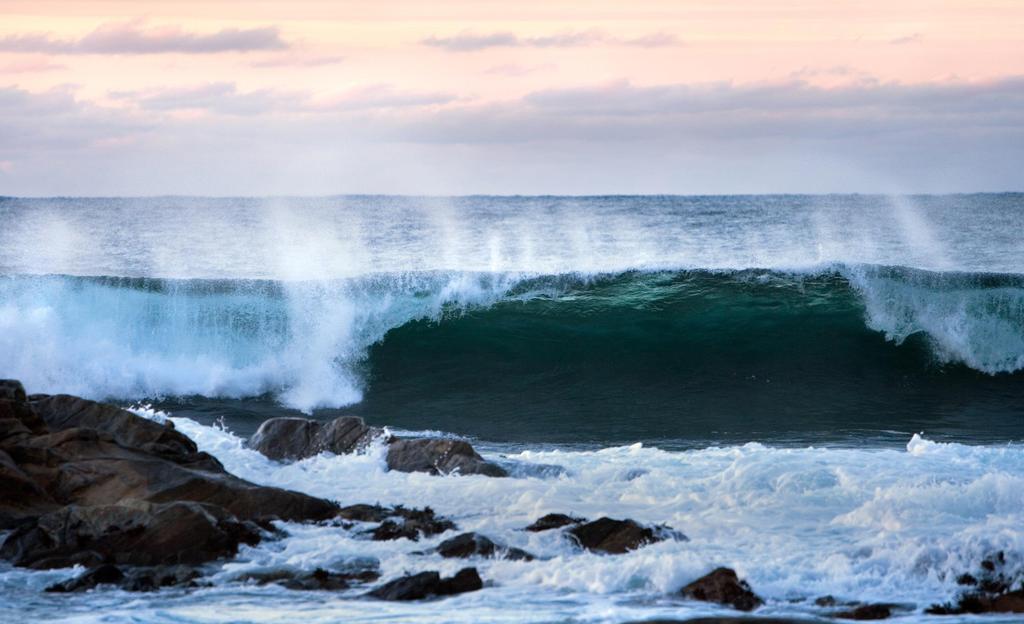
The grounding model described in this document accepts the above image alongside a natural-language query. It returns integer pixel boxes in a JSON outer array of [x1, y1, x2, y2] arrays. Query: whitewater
[[0, 194, 1022, 622]]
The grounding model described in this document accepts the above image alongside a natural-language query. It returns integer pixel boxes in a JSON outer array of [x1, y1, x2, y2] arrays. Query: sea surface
[[0, 194, 1022, 622]]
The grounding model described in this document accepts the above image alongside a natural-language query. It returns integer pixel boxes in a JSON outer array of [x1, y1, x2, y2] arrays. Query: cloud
[[0, 58, 66, 73], [248, 54, 344, 68], [2, 76, 1023, 194], [421, 29, 680, 52], [108, 82, 457, 116], [889, 33, 923, 45], [0, 21, 287, 54]]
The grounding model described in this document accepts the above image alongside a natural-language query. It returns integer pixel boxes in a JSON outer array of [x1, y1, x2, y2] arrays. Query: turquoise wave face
[[1, 266, 1022, 445]]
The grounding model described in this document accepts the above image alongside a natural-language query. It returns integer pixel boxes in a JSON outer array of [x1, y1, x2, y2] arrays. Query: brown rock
[[525, 513, 586, 532], [567, 517, 684, 554], [30, 394, 200, 461], [834, 604, 893, 620], [385, 438, 507, 477], [0, 501, 261, 569], [369, 506, 456, 541], [4, 425, 336, 527], [436, 532, 534, 561], [248, 416, 382, 461], [679, 567, 764, 612], [368, 567, 483, 601]]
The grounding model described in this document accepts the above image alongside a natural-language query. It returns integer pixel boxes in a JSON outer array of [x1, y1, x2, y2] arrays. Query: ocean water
[[0, 194, 1022, 622]]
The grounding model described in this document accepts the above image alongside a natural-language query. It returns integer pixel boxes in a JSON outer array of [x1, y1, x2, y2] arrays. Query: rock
[[370, 506, 456, 541], [368, 567, 483, 601], [248, 416, 382, 462], [121, 564, 203, 592], [524, 513, 586, 532], [337, 504, 395, 523], [46, 564, 203, 593], [0, 501, 261, 569], [0, 448, 58, 527], [386, 438, 507, 477], [0, 394, 338, 531], [679, 567, 764, 612], [30, 394, 200, 462], [436, 532, 534, 561], [240, 566, 380, 591], [834, 604, 893, 620], [926, 552, 1024, 615], [45, 564, 125, 592], [567, 517, 684, 554], [0, 380, 28, 402]]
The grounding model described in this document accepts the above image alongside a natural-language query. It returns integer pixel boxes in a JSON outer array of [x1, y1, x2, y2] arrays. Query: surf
[[1, 265, 1021, 444]]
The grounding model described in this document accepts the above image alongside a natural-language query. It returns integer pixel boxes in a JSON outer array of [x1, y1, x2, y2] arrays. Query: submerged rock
[[386, 438, 507, 477], [524, 513, 585, 532], [567, 517, 685, 554], [1, 501, 261, 569], [246, 415, 506, 478], [46, 563, 204, 593], [247, 416, 382, 461], [239, 566, 380, 591], [833, 604, 893, 620], [926, 552, 1024, 615], [678, 567, 763, 612], [368, 567, 483, 601], [370, 506, 456, 541], [436, 532, 534, 561]]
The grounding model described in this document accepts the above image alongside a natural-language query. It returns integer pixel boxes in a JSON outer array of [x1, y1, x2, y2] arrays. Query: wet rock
[[240, 566, 380, 591], [0, 390, 339, 531], [0, 380, 28, 403], [0, 448, 58, 528], [436, 532, 534, 561], [46, 564, 204, 593], [248, 416, 382, 462], [834, 604, 893, 620], [386, 438, 507, 477], [370, 506, 456, 541], [0, 501, 261, 569], [679, 567, 764, 612], [567, 517, 685, 554], [337, 503, 394, 523], [926, 552, 1024, 615], [121, 564, 203, 592], [45, 564, 125, 592], [524, 513, 585, 532], [368, 567, 483, 601], [30, 394, 200, 462]]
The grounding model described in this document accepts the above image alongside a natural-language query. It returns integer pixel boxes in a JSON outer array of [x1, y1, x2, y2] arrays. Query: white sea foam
[[3, 414, 1017, 623]]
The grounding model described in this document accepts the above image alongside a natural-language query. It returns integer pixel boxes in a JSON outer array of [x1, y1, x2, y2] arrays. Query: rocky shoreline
[[1, 379, 1021, 618]]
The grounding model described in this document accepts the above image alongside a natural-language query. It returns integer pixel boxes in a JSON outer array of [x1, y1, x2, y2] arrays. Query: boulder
[[567, 517, 684, 554], [368, 567, 483, 601], [834, 604, 893, 620], [524, 513, 585, 532], [385, 438, 507, 477], [436, 532, 534, 561], [248, 416, 381, 461], [0, 501, 261, 569], [679, 567, 763, 612], [46, 564, 202, 593], [370, 506, 456, 541], [0, 389, 339, 532], [239, 566, 380, 591], [30, 394, 200, 462], [926, 552, 1024, 615], [0, 380, 28, 402]]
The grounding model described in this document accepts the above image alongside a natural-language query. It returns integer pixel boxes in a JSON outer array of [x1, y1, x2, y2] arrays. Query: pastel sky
[[1, 0, 1022, 195]]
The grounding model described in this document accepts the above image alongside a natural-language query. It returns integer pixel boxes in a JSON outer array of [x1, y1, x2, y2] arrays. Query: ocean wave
[[0, 265, 1021, 413]]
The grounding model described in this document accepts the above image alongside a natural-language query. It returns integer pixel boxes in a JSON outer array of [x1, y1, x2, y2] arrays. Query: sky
[[1, 0, 1022, 195]]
